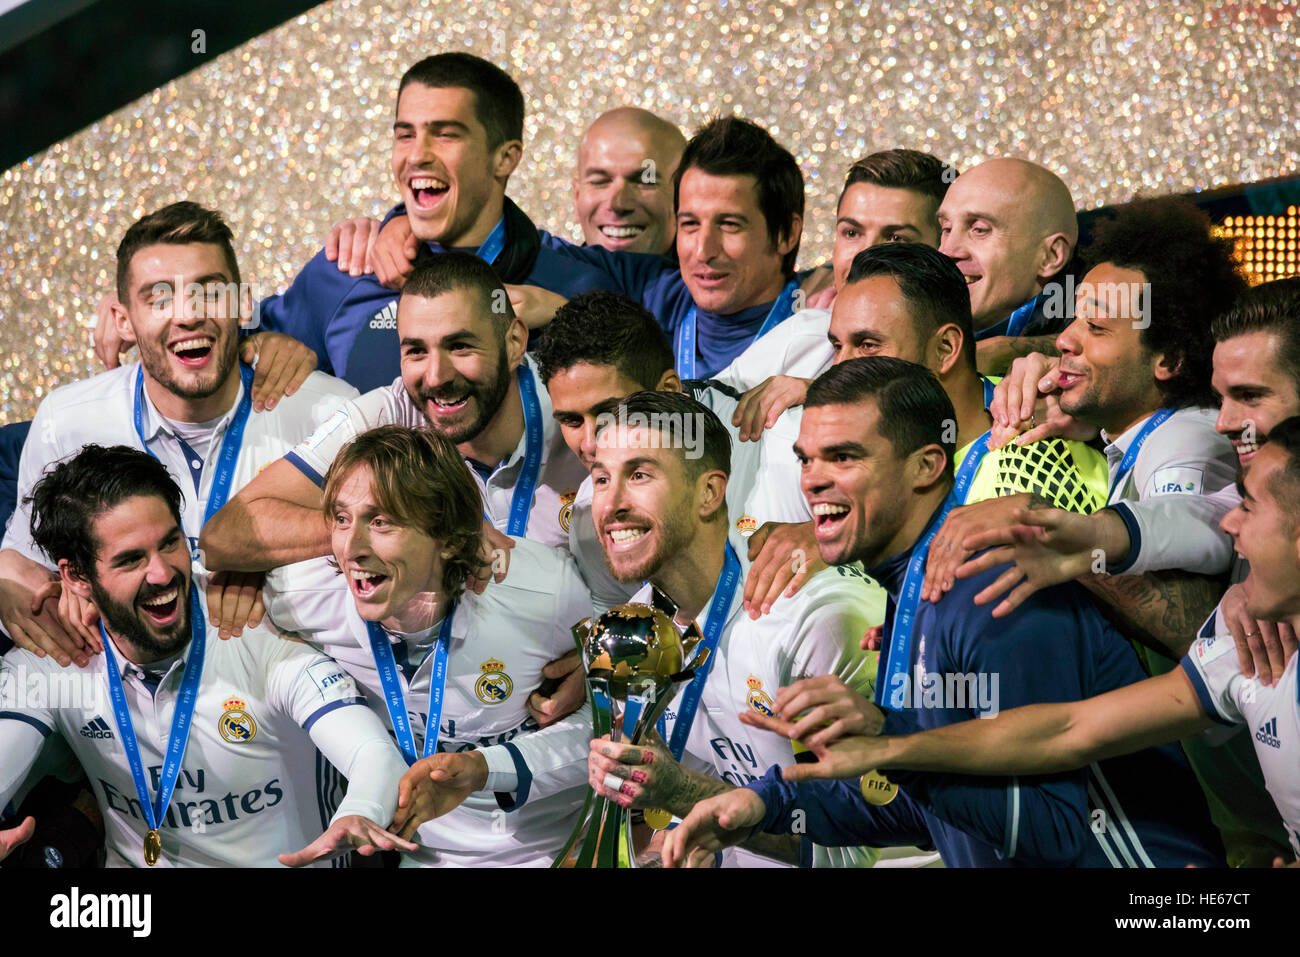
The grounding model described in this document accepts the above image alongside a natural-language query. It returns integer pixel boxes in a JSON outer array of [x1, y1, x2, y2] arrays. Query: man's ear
[[1036, 234, 1072, 283], [112, 296, 138, 346], [1153, 348, 1181, 384], [493, 139, 523, 183], [505, 316, 529, 369], [930, 324, 966, 377], [58, 559, 94, 602], [655, 368, 683, 393], [908, 443, 949, 492], [697, 469, 729, 522]]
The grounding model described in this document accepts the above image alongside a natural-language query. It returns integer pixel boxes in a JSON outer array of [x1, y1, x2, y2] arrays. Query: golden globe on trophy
[[552, 589, 710, 868]]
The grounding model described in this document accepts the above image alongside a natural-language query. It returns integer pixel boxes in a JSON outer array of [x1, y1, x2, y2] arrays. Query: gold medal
[[643, 807, 672, 830], [860, 770, 897, 806], [143, 828, 162, 866]]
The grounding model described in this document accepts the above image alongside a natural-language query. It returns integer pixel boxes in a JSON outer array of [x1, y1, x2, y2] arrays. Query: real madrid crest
[[219, 696, 258, 744], [474, 658, 513, 704], [558, 489, 577, 533], [745, 674, 775, 716], [735, 514, 758, 537]]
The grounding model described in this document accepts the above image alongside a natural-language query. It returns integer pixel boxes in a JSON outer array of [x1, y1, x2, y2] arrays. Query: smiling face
[[80, 495, 193, 660], [1055, 263, 1166, 435], [827, 275, 929, 368], [1221, 444, 1300, 621], [676, 168, 797, 315], [937, 168, 1049, 330], [1212, 332, 1300, 465], [591, 426, 702, 584], [398, 287, 518, 446], [796, 400, 918, 569], [831, 183, 941, 293], [329, 465, 443, 624], [573, 122, 680, 255], [392, 83, 513, 246], [118, 242, 241, 406], [548, 361, 648, 470]]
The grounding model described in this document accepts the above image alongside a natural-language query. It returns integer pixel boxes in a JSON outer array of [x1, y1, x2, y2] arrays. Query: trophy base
[[551, 791, 646, 868]]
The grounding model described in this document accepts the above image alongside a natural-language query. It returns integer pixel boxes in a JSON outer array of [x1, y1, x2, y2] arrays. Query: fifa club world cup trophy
[[553, 589, 710, 867]]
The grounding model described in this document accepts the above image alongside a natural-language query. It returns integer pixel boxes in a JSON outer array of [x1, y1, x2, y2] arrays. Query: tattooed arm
[[1081, 568, 1226, 659], [976, 334, 1061, 376], [589, 736, 801, 865]]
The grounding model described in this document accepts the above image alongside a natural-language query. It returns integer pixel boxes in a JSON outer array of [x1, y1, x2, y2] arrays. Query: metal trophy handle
[[552, 594, 710, 868]]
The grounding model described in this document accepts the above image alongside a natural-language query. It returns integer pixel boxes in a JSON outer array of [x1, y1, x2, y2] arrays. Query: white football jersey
[[631, 550, 886, 868], [711, 307, 833, 393], [0, 620, 404, 868], [1180, 632, 1300, 857], [2, 363, 357, 570], [263, 537, 595, 866], [1101, 406, 1237, 576], [284, 355, 587, 549]]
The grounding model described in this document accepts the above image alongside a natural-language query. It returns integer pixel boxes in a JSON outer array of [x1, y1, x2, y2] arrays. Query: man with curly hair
[[920, 197, 1293, 865]]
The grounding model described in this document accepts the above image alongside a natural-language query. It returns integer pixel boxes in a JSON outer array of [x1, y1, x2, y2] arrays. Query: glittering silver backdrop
[[2, 0, 1297, 419]]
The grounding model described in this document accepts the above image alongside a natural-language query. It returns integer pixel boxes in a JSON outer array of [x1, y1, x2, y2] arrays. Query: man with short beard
[[201, 252, 588, 571], [925, 276, 1300, 866], [0, 202, 358, 668], [659, 358, 1222, 868], [672, 418, 1300, 870], [0, 445, 410, 868], [533, 291, 816, 616], [584, 390, 880, 868]]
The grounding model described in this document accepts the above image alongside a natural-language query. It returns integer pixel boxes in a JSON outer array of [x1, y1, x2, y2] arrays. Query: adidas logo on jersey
[[369, 302, 398, 329], [79, 716, 115, 740], [1255, 717, 1281, 749]]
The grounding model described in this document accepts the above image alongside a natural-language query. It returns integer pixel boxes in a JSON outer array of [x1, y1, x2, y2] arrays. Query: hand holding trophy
[[553, 590, 710, 868]]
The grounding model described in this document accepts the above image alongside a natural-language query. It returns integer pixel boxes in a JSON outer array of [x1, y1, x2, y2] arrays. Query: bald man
[[572, 107, 686, 256], [937, 158, 1079, 374]]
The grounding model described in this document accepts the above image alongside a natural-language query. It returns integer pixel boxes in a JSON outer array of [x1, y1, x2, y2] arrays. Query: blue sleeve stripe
[[0, 711, 53, 737], [284, 451, 325, 488], [301, 697, 364, 733], [1105, 503, 1141, 574], [1177, 658, 1235, 726], [494, 741, 531, 812]]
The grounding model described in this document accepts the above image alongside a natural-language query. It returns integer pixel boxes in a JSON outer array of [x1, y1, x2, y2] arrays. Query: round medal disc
[[860, 770, 898, 806], [643, 807, 672, 830], [143, 828, 162, 866]]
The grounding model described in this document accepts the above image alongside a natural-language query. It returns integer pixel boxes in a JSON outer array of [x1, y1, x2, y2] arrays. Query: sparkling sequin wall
[[1, 0, 1296, 419]]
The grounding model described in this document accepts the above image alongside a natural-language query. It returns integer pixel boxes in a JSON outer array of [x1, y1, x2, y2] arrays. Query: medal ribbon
[[1106, 408, 1174, 503], [876, 432, 990, 709], [674, 280, 798, 379], [475, 218, 507, 266], [656, 542, 742, 759], [366, 607, 456, 765], [503, 363, 545, 538], [133, 362, 255, 531], [100, 585, 207, 845], [980, 375, 997, 410]]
